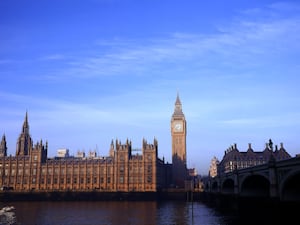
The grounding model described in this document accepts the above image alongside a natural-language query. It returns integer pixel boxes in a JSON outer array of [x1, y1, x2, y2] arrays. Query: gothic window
[[147, 165, 152, 173], [147, 175, 152, 183]]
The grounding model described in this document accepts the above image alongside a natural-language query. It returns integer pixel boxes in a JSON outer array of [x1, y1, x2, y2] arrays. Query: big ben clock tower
[[171, 93, 187, 187]]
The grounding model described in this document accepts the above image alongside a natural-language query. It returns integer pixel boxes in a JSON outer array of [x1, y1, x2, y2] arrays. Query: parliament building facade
[[0, 95, 188, 192]]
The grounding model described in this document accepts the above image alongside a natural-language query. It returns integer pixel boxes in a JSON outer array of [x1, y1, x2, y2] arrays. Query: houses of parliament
[[0, 95, 188, 192]]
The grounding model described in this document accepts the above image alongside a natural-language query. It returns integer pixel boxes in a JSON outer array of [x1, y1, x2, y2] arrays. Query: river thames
[[0, 200, 268, 225]]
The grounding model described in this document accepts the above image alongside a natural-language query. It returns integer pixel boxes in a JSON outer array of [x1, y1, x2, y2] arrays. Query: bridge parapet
[[205, 157, 300, 202]]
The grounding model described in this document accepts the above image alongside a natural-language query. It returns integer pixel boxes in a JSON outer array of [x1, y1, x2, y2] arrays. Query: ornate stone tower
[[0, 134, 7, 157], [16, 111, 33, 156], [171, 93, 187, 187]]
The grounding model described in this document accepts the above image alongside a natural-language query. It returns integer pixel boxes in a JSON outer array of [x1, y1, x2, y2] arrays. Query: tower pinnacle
[[173, 93, 184, 117], [22, 111, 29, 134], [0, 133, 7, 157], [16, 111, 33, 156]]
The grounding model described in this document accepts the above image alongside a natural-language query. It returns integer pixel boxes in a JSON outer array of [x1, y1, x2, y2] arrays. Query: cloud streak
[[36, 4, 300, 82]]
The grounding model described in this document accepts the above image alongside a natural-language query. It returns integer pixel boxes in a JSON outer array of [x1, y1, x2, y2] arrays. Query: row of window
[[2, 175, 153, 186], [0, 165, 154, 176], [224, 160, 267, 172]]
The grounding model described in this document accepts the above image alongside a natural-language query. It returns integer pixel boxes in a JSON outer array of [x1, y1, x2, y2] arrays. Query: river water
[[0, 200, 246, 225]]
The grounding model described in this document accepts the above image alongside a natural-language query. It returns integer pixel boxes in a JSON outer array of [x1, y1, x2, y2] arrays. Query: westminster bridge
[[204, 156, 300, 202]]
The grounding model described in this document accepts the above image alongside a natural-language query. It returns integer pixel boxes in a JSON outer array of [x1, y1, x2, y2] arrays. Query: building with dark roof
[[218, 139, 291, 174], [0, 94, 189, 192]]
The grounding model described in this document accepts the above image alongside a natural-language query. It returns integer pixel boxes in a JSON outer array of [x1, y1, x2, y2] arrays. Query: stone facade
[[218, 140, 291, 174], [171, 94, 187, 187], [209, 156, 219, 178], [0, 134, 7, 157], [0, 95, 190, 192], [0, 113, 171, 192]]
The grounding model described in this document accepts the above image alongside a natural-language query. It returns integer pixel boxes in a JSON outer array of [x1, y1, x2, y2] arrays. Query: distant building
[[188, 168, 197, 177], [76, 150, 85, 158], [218, 140, 291, 174], [209, 156, 219, 178], [88, 150, 97, 158], [0, 94, 189, 192], [57, 148, 70, 158]]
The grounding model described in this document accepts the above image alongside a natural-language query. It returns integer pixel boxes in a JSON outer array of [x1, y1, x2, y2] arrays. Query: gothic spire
[[173, 93, 184, 117], [22, 111, 29, 134], [1, 133, 6, 142], [16, 111, 32, 156], [0, 133, 7, 157], [175, 92, 181, 105]]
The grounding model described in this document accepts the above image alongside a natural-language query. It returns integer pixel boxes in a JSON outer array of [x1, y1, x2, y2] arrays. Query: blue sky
[[1, 0, 300, 175]]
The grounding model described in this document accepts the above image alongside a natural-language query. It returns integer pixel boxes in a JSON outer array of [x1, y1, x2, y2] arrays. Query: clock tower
[[171, 93, 187, 187]]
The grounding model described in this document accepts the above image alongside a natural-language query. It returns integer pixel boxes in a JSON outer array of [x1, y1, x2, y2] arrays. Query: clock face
[[174, 122, 182, 131]]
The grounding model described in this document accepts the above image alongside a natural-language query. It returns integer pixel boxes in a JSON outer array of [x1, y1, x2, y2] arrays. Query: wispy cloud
[[0, 90, 169, 129], [38, 3, 300, 82], [39, 54, 65, 61]]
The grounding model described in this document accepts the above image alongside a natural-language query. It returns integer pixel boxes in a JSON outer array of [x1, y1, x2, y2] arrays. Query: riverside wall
[[0, 190, 202, 202]]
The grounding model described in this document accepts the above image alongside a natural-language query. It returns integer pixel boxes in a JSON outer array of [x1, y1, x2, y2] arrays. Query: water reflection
[[157, 201, 227, 225], [1, 201, 237, 225]]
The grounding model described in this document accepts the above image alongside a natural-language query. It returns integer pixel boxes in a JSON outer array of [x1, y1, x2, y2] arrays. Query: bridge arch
[[240, 174, 270, 197], [280, 169, 300, 201], [211, 181, 218, 192], [221, 178, 234, 194]]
